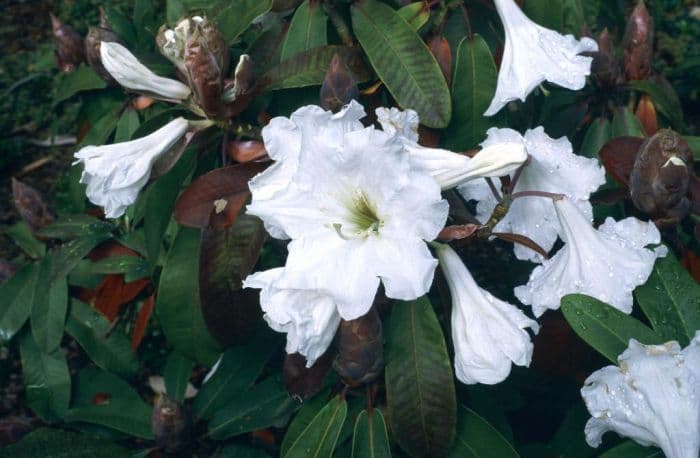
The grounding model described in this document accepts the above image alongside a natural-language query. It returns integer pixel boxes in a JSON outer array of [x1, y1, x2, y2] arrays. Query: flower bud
[[590, 28, 618, 88], [184, 22, 229, 118], [152, 394, 190, 454], [320, 53, 359, 113], [622, 1, 654, 81], [630, 129, 692, 220], [50, 14, 84, 72], [333, 307, 384, 387], [84, 27, 121, 84]]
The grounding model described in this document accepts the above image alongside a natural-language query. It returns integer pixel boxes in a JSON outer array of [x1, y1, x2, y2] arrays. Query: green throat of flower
[[335, 190, 383, 239]]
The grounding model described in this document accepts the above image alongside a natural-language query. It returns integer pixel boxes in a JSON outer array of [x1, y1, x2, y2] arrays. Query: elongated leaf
[[352, 409, 391, 458], [523, 0, 563, 30], [284, 396, 347, 458], [385, 297, 456, 457], [19, 330, 71, 422], [5, 221, 45, 258], [599, 440, 663, 458], [31, 269, 68, 353], [64, 399, 154, 439], [561, 294, 662, 363], [397, 2, 430, 31], [72, 368, 143, 406], [448, 407, 519, 458], [66, 300, 139, 377], [37, 214, 113, 240], [208, 377, 298, 439], [164, 351, 194, 402], [612, 107, 645, 138], [90, 255, 150, 282], [114, 108, 140, 142], [0, 428, 131, 458], [215, 0, 273, 44], [628, 79, 683, 130], [351, 0, 451, 128], [53, 65, 108, 105], [193, 331, 279, 420], [261, 45, 370, 91], [0, 263, 38, 342], [634, 253, 700, 346], [580, 117, 612, 158], [281, 388, 332, 455], [445, 35, 496, 151], [156, 227, 221, 365], [281, 0, 327, 61]]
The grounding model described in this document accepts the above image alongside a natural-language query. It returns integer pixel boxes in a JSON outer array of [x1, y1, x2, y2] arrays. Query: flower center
[[334, 189, 383, 239]]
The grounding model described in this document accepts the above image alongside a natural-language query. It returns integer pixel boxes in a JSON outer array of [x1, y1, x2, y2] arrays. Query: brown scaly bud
[[152, 394, 191, 454], [320, 54, 359, 113], [590, 28, 618, 88], [630, 129, 693, 221], [50, 14, 84, 72], [185, 26, 226, 119], [99, 7, 110, 29], [635, 94, 659, 136], [333, 308, 384, 387], [84, 27, 121, 84], [11, 178, 54, 231], [622, 1, 654, 81]]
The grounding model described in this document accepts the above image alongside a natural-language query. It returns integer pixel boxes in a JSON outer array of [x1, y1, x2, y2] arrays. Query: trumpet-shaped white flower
[[244, 268, 341, 367], [484, 0, 598, 116], [246, 103, 449, 320], [376, 107, 528, 189], [514, 198, 666, 317], [435, 243, 539, 385], [458, 127, 605, 262], [158, 16, 204, 74], [100, 41, 191, 101], [581, 334, 700, 458], [74, 117, 189, 218]]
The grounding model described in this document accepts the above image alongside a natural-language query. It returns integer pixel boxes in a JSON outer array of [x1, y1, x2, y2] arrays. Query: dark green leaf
[[156, 227, 221, 365], [281, 388, 333, 455], [65, 300, 139, 377], [634, 253, 700, 346], [72, 368, 144, 406], [385, 297, 457, 457], [523, 0, 563, 30], [5, 221, 45, 258], [0, 428, 131, 458], [351, 0, 451, 128], [164, 351, 194, 402], [104, 6, 137, 47], [685, 136, 700, 160], [611, 107, 645, 138], [215, 0, 273, 45], [0, 263, 38, 342], [219, 444, 273, 458], [281, 0, 328, 61], [50, 234, 112, 281], [64, 399, 154, 439], [445, 35, 497, 151], [628, 79, 684, 130], [352, 409, 391, 458], [208, 376, 298, 439], [167, 0, 187, 25], [193, 330, 279, 420], [53, 65, 108, 105], [580, 117, 612, 158], [599, 440, 663, 458], [37, 214, 113, 240], [448, 406, 519, 458], [19, 330, 71, 422], [90, 255, 150, 282], [284, 396, 347, 458], [31, 267, 68, 353], [113, 108, 140, 142], [561, 294, 662, 363]]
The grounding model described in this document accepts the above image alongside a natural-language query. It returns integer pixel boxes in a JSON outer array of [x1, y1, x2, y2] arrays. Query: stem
[[324, 1, 354, 48], [459, 4, 473, 40], [485, 177, 503, 203], [511, 190, 565, 200], [508, 155, 530, 192]]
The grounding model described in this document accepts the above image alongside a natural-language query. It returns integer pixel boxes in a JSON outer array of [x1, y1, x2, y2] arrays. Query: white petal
[[100, 42, 191, 101], [485, 0, 598, 116], [581, 338, 700, 458], [372, 237, 438, 301], [74, 117, 189, 218], [436, 244, 538, 385], [244, 268, 341, 367], [514, 198, 665, 317], [376, 106, 420, 142]]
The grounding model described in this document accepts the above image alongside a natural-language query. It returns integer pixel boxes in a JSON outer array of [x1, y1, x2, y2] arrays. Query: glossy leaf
[[352, 409, 391, 458], [215, 0, 273, 45], [5, 221, 45, 258], [612, 107, 645, 138], [156, 227, 221, 365], [448, 407, 519, 458], [0, 427, 131, 458], [280, 388, 331, 455], [281, 0, 327, 61], [37, 214, 113, 241], [64, 399, 154, 439], [0, 263, 39, 343], [53, 65, 107, 105], [385, 297, 457, 457], [634, 253, 700, 346], [30, 268, 68, 353], [65, 300, 139, 377], [397, 2, 430, 31], [208, 376, 298, 439], [580, 117, 612, 158], [445, 35, 497, 151], [90, 256, 150, 283], [72, 368, 143, 407], [164, 351, 194, 402], [19, 330, 71, 422], [561, 294, 662, 363], [113, 108, 140, 142], [284, 395, 347, 458], [351, 0, 451, 128]]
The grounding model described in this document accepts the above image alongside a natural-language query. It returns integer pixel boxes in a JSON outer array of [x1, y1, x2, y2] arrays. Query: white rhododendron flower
[[244, 268, 341, 367], [74, 117, 189, 218], [458, 127, 605, 262], [376, 107, 527, 189], [484, 0, 598, 116], [246, 103, 449, 320], [435, 243, 539, 385], [514, 197, 666, 317], [100, 41, 191, 101], [159, 16, 204, 74], [581, 334, 700, 458]]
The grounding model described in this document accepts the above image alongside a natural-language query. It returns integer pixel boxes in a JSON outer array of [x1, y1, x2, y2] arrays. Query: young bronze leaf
[[12, 178, 55, 231], [598, 136, 644, 187], [635, 94, 659, 137], [428, 34, 452, 86], [284, 352, 333, 401], [131, 294, 155, 351], [174, 162, 268, 229], [226, 140, 269, 163]]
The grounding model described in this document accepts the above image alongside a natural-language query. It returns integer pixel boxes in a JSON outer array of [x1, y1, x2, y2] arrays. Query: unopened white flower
[[244, 268, 341, 367], [435, 243, 539, 385], [246, 103, 448, 320], [458, 127, 605, 262], [514, 197, 666, 317], [73, 117, 189, 218], [100, 41, 191, 101], [376, 107, 527, 189], [581, 334, 700, 458], [159, 16, 204, 74], [484, 0, 598, 116]]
